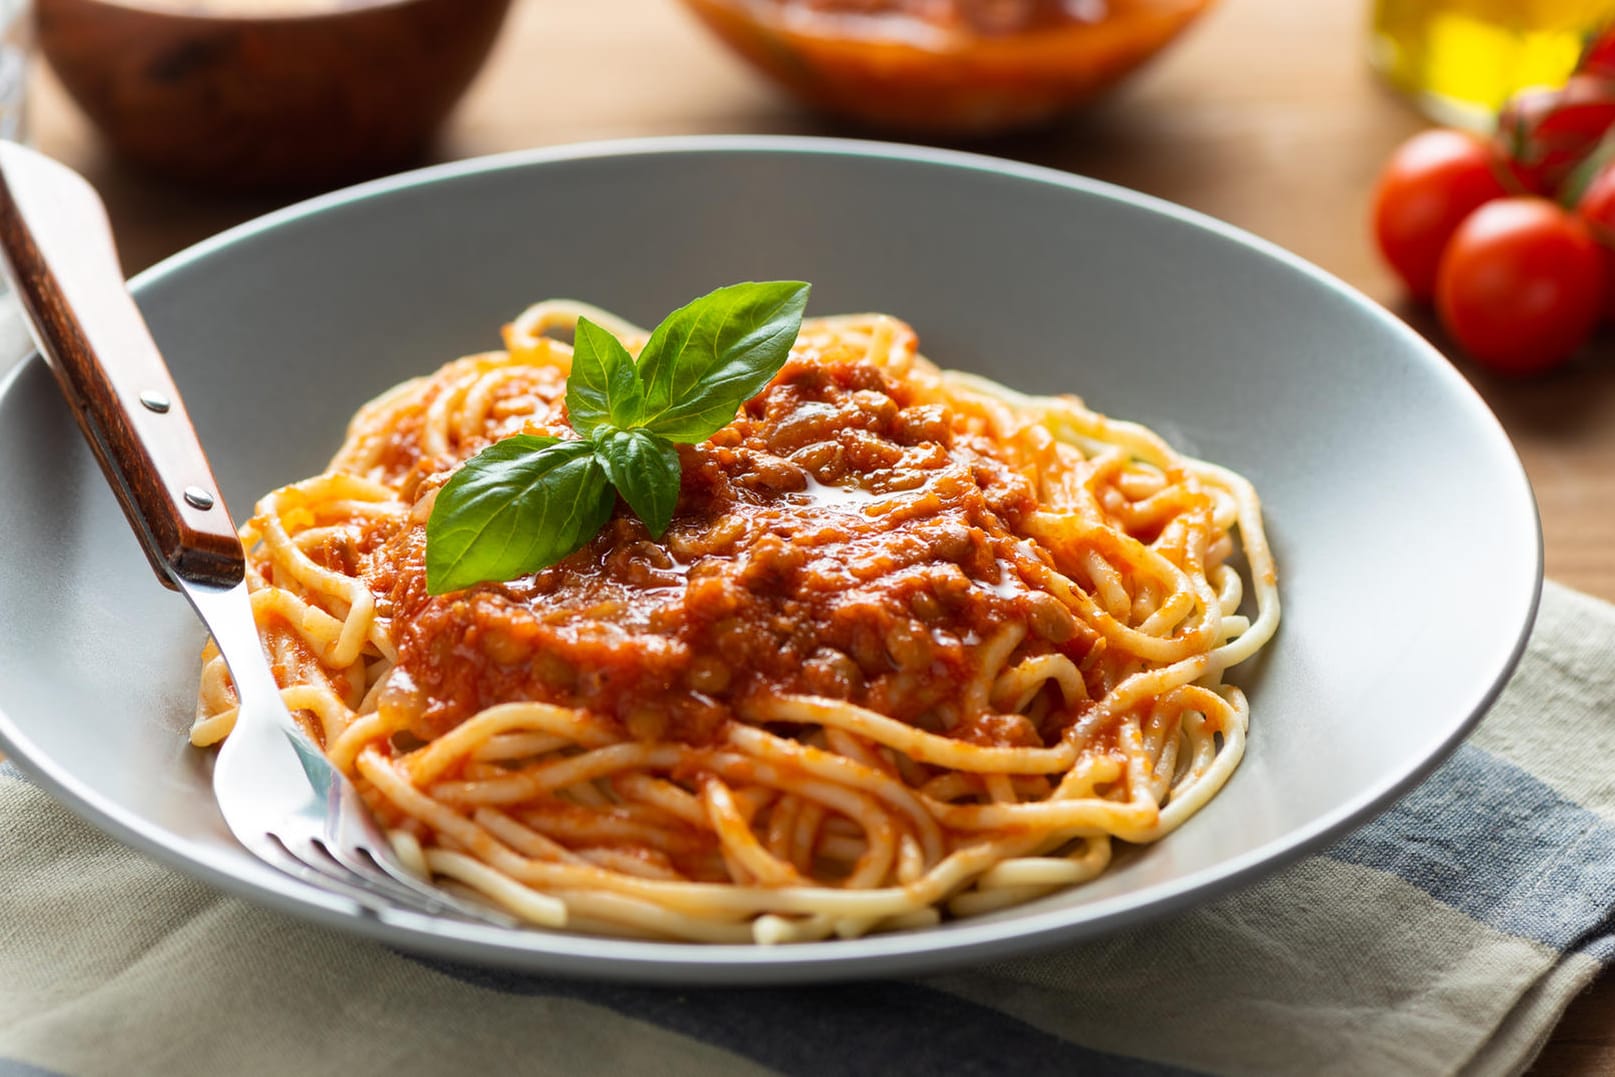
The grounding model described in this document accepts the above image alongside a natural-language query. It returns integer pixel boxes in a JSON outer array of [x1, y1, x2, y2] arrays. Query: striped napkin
[[2, 579, 1611, 1077]]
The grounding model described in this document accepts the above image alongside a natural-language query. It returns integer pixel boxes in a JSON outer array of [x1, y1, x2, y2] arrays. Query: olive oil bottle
[[1370, 0, 1615, 127]]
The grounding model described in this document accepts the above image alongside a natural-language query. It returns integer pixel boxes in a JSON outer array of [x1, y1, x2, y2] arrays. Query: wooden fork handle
[[0, 141, 243, 589]]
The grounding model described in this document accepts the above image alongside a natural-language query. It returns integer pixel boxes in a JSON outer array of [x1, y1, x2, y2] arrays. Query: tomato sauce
[[360, 342, 1096, 749]]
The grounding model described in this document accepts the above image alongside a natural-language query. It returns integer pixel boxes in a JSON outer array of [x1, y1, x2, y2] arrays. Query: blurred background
[[6, 3, 1602, 282], [7, 1, 1615, 1064]]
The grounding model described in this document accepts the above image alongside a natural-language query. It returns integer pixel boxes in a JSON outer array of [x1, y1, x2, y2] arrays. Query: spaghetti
[[193, 303, 1279, 943]]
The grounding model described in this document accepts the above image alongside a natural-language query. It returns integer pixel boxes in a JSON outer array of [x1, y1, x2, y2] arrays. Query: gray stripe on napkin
[[412, 958, 1199, 1077], [0, 1060, 68, 1077], [1328, 743, 1615, 951], [1469, 580, 1615, 823], [929, 857, 1566, 1077], [1586, 934, 1615, 962]]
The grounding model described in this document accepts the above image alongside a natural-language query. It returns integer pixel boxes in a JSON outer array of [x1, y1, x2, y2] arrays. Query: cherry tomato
[[1579, 26, 1615, 80], [1495, 75, 1615, 195], [1575, 161, 1615, 322], [1435, 198, 1604, 376], [1372, 129, 1510, 300]]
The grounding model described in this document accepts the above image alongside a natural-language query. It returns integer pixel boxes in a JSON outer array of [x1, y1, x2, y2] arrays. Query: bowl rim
[[680, 0, 1214, 47], [41, 0, 463, 25], [0, 134, 1544, 981]]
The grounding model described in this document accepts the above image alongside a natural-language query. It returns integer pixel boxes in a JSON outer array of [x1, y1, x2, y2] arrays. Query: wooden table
[[24, 0, 1615, 1069]]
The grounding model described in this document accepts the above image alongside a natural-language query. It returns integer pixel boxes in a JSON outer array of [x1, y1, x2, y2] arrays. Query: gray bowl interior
[[0, 138, 1540, 982]]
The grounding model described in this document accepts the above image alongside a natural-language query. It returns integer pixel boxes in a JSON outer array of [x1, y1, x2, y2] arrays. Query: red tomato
[[1579, 26, 1615, 80], [1435, 198, 1604, 375], [1372, 129, 1509, 300], [1576, 161, 1615, 321], [1495, 75, 1615, 195]]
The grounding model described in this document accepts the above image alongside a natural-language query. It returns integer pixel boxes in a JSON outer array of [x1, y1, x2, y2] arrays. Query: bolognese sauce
[[363, 338, 1099, 750]]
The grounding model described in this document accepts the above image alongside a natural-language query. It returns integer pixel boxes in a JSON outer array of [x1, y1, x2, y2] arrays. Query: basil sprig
[[425, 281, 811, 594]]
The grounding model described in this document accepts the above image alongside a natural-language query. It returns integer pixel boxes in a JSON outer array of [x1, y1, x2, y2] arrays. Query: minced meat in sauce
[[360, 341, 1096, 749]]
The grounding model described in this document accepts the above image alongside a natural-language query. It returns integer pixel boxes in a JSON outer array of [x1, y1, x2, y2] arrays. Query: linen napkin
[[2, 579, 1611, 1077]]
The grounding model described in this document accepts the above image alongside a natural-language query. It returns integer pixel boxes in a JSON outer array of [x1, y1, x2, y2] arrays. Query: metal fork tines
[[184, 578, 516, 928]]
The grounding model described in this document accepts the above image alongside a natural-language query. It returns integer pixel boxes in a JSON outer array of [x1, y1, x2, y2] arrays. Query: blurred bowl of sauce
[[36, 0, 513, 189], [679, 0, 1214, 135]]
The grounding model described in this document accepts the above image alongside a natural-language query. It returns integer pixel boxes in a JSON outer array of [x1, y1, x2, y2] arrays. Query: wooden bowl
[[680, 0, 1213, 136], [36, 0, 513, 189]]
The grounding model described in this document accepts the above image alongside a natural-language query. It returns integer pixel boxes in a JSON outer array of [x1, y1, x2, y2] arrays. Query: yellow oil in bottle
[[1370, 0, 1615, 127]]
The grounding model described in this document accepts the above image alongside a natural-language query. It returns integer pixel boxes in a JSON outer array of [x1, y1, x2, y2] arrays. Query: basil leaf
[[636, 281, 810, 443], [425, 281, 818, 591], [594, 427, 681, 538], [565, 316, 643, 436], [426, 435, 615, 593]]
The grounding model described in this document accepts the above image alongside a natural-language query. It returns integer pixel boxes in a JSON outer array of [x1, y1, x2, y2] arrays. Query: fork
[[0, 140, 513, 929]]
